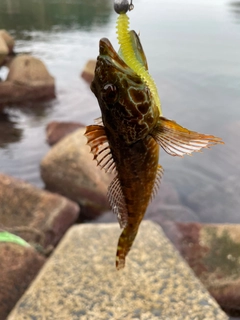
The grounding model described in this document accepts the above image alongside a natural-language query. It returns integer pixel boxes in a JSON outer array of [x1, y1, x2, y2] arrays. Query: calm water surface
[[0, 0, 240, 224]]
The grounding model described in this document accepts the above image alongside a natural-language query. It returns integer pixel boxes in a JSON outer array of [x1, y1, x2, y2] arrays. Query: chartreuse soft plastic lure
[[0, 231, 30, 247], [116, 12, 162, 115]]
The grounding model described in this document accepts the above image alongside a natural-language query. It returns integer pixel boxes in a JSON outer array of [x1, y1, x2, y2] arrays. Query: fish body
[[85, 32, 223, 270]]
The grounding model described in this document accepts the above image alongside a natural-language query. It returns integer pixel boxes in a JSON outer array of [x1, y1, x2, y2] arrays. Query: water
[[0, 0, 240, 224]]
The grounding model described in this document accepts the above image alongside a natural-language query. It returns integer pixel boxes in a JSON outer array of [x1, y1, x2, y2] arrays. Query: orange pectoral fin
[[152, 117, 224, 157], [85, 124, 116, 174]]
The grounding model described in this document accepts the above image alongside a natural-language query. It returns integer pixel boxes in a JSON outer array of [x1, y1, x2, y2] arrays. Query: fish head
[[91, 37, 159, 144]]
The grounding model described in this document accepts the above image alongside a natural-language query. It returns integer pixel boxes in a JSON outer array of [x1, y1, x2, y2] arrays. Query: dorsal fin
[[85, 125, 116, 174], [152, 117, 224, 157], [151, 164, 164, 201], [107, 176, 128, 229], [94, 117, 103, 126]]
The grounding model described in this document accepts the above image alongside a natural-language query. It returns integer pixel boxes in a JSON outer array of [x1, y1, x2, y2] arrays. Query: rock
[[145, 180, 199, 224], [0, 173, 79, 248], [46, 121, 85, 146], [41, 128, 113, 220], [172, 222, 240, 316], [0, 30, 14, 53], [147, 204, 199, 225], [8, 221, 227, 320], [0, 112, 23, 147], [0, 35, 8, 66], [81, 59, 96, 83], [187, 175, 240, 223], [0, 55, 55, 105], [0, 242, 45, 320]]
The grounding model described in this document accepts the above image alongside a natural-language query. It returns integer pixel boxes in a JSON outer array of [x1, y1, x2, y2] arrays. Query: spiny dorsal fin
[[107, 176, 128, 229], [151, 164, 164, 201], [85, 125, 116, 174], [152, 117, 224, 157], [94, 117, 103, 126]]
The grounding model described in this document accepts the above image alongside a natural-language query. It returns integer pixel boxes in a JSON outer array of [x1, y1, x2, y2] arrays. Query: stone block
[[9, 221, 227, 320]]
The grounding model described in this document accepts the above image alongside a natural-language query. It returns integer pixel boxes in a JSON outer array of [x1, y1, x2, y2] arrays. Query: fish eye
[[102, 84, 118, 104]]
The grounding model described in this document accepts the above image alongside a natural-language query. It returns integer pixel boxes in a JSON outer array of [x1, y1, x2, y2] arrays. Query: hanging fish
[[85, 3, 223, 270]]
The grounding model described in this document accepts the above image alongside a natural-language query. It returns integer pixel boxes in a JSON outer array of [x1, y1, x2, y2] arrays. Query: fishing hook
[[114, 0, 134, 14]]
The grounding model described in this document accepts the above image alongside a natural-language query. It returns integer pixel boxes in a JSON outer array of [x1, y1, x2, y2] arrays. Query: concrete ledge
[[8, 221, 227, 320]]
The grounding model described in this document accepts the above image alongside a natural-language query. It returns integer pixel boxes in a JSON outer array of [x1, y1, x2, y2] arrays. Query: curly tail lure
[[115, 9, 162, 115]]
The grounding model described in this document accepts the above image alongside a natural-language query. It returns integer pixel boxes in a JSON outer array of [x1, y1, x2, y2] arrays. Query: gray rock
[[0, 173, 79, 248], [8, 221, 227, 320], [41, 128, 113, 220], [0, 242, 45, 320]]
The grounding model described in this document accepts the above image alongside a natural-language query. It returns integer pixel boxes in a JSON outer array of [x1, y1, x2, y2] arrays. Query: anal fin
[[85, 124, 116, 174], [107, 176, 128, 229], [152, 117, 224, 157]]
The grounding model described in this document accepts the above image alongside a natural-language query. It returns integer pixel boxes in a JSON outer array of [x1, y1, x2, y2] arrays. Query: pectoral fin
[[85, 124, 116, 174], [152, 117, 224, 157]]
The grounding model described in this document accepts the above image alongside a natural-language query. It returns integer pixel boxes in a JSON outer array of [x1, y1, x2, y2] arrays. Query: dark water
[[0, 0, 240, 226]]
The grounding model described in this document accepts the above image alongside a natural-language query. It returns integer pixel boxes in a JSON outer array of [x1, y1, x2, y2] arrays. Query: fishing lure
[[85, 0, 223, 269]]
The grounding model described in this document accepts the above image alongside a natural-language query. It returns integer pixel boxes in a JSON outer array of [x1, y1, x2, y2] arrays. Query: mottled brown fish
[[85, 32, 223, 270]]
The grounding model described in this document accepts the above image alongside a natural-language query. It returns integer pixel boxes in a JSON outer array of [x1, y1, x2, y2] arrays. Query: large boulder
[[0, 242, 45, 320], [46, 121, 85, 146], [41, 128, 113, 220], [0, 173, 79, 248], [0, 55, 55, 105]]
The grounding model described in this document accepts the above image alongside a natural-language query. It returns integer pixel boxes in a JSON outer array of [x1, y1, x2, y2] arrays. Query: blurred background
[[0, 0, 240, 225]]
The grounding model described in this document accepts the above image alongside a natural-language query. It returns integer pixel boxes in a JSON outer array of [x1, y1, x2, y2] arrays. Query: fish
[[85, 31, 223, 270]]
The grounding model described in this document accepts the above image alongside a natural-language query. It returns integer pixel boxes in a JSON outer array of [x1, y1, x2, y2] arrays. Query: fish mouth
[[99, 38, 130, 73]]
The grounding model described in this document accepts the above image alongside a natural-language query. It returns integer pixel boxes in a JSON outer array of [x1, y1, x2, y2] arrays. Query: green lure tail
[[116, 13, 162, 115]]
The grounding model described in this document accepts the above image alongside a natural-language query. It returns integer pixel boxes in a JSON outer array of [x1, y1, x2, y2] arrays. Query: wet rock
[[46, 121, 85, 146], [0, 30, 14, 53], [8, 221, 228, 320], [0, 55, 55, 105], [0, 35, 8, 66], [81, 59, 96, 83], [41, 128, 113, 220], [0, 112, 23, 147], [0, 173, 79, 248], [147, 204, 199, 225], [187, 175, 240, 223], [0, 242, 45, 320], [172, 222, 240, 316]]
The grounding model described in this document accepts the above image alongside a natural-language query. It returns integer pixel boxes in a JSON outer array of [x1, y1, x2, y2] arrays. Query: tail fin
[[116, 226, 138, 270]]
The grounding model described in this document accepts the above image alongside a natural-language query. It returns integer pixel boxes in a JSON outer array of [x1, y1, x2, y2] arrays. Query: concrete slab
[[8, 221, 228, 320]]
